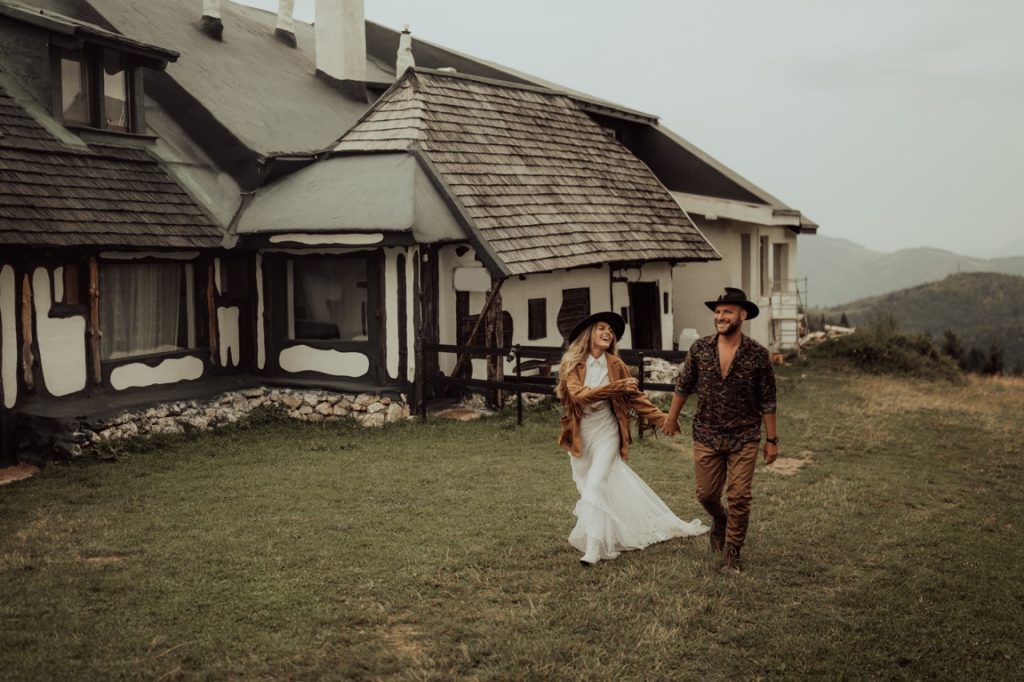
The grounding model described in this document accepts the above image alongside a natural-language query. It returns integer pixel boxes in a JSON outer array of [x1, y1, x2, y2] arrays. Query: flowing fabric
[[568, 397, 708, 561]]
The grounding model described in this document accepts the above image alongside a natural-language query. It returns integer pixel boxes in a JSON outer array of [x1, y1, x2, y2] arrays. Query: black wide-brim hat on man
[[704, 287, 759, 320], [568, 311, 626, 344]]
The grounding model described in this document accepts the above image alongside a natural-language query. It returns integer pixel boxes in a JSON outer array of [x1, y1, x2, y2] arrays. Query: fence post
[[515, 345, 523, 425]]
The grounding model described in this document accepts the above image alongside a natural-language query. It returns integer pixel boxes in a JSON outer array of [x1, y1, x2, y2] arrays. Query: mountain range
[[815, 272, 1024, 373], [797, 235, 1024, 308]]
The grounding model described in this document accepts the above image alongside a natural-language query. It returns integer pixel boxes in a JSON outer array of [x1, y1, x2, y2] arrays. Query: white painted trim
[[32, 267, 87, 397], [405, 247, 417, 383], [263, 247, 382, 256], [214, 258, 222, 295], [256, 253, 266, 370], [99, 251, 200, 261], [268, 233, 384, 246], [671, 192, 801, 227], [1, 265, 17, 408], [53, 267, 64, 303], [110, 356, 205, 390], [218, 306, 240, 368], [278, 346, 370, 377], [384, 249, 400, 380]]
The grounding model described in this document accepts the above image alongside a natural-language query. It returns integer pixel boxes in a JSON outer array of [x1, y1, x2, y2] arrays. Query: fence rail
[[417, 342, 687, 425]]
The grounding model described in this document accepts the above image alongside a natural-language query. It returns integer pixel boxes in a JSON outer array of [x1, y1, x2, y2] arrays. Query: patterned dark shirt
[[675, 334, 777, 451]]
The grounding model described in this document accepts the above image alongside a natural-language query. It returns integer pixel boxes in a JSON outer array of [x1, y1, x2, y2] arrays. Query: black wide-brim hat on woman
[[704, 287, 759, 320], [568, 311, 626, 344]]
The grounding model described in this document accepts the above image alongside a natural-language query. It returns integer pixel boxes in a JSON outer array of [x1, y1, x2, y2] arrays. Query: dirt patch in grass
[[767, 454, 813, 476], [0, 464, 39, 486]]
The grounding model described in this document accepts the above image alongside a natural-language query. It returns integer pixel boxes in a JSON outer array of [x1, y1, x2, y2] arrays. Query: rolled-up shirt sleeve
[[675, 350, 697, 397], [758, 352, 777, 415]]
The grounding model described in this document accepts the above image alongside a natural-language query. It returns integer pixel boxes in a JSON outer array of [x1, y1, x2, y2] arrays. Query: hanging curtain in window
[[100, 263, 185, 359]]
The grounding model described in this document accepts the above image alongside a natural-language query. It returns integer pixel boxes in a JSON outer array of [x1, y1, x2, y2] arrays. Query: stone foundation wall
[[20, 387, 411, 464]]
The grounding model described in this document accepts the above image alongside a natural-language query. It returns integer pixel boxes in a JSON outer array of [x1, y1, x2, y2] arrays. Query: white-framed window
[[99, 262, 196, 359], [287, 256, 369, 342]]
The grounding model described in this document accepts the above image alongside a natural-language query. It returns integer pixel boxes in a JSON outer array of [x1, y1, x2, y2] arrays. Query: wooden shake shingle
[[334, 69, 719, 275], [0, 86, 221, 249]]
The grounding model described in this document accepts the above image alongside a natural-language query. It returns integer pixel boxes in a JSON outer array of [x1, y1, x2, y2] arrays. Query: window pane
[[102, 50, 130, 132], [60, 53, 91, 126], [528, 298, 546, 340], [290, 258, 368, 342], [100, 263, 194, 359]]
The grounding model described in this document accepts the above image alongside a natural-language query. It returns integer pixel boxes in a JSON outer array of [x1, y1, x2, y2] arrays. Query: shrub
[[806, 317, 963, 382]]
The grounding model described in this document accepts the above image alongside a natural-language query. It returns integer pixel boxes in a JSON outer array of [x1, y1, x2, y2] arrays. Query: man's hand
[[661, 419, 680, 436], [763, 442, 779, 465]]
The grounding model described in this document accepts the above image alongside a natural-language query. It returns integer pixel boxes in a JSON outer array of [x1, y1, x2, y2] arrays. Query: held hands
[[660, 419, 681, 436], [763, 442, 780, 465]]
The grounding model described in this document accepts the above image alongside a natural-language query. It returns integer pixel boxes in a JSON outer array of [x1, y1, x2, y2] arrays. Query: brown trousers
[[693, 440, 760, 548]]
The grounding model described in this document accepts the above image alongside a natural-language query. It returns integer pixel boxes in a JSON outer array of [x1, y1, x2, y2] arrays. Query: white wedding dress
[[569, 354, 708, 562]]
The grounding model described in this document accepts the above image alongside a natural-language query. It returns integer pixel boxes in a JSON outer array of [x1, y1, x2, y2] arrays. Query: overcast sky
[[241, 0, 1024, 258]]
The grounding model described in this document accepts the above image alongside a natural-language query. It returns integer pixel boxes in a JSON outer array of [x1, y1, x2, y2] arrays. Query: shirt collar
[[586, 353, 607, 369]]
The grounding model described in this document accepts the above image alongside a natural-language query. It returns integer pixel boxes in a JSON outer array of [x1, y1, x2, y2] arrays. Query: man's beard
[[717, 319, 742, 336]]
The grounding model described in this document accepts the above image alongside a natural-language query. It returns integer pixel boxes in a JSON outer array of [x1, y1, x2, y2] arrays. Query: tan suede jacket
[[557, 353, 668, 460]]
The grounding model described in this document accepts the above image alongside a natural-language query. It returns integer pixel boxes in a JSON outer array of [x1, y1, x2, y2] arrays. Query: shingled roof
[[0, 85, 222, 248], [332, 69, 719, 276]]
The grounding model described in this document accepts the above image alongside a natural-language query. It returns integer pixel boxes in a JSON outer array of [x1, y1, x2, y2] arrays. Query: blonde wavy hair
[[555, 323, 619, 401]]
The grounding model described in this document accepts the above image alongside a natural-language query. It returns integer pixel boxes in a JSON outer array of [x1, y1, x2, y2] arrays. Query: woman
[[557, 312, 707, 565]]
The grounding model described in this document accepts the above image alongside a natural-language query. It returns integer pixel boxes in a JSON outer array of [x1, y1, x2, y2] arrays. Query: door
[[628, 282, 661, 350]]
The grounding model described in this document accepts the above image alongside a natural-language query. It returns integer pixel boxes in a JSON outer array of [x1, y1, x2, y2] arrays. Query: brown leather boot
[[719, 543, 742, 574], [708, 514, 727, 553]]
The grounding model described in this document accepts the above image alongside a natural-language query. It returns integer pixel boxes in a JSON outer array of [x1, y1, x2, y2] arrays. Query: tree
[[941, 330, 966, 369], [982, 342, 1005, 375], [964, 346, 986, 374], [840, 312, 850, 328]]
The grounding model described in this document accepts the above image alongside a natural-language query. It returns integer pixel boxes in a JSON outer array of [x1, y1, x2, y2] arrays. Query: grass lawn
[[1, 367, 1022, 680]]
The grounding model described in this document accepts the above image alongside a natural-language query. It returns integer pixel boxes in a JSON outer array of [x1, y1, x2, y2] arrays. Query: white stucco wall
[[439, 245, 619, 378], [110, 356, 205, 390], [672, 219, 797, 349], [1, 265, 17, 408], [384, 248, 400, 380], [218, 306, 240, 367], [278, 346, 370, 377], [609, 262, 674, 351], [32, 267, 87, 397]]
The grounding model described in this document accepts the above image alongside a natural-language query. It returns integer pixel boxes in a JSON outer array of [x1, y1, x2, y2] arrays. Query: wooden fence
[[416, 342, 687, 426]]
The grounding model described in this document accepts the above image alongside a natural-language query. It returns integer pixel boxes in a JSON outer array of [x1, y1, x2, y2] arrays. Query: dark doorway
[[628, 282, 662, 349]]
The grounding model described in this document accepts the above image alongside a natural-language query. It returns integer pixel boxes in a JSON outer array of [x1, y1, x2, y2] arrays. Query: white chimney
[[199, 0, 223, 40], [275, 0, 297, 47], [395, 24, 415, 75], [315, 0, 367, 83]]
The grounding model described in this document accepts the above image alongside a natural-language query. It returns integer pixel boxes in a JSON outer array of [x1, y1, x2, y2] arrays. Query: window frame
[[284, 253, 377, 347], [52, 44, 139, 134], [97, 259, 203, 363]]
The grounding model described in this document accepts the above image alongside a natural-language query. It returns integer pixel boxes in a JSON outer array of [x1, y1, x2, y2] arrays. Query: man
[[662, 287, 779, 573]]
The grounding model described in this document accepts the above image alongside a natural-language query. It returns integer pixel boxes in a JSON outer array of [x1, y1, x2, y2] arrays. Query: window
[[772, 243, 788, 293], [740, 234, 752, 294], [100, 262, 196, 359], [288, 257, 368, 342], [57, 263, 84, 305], [759, 236, 770, 298], [56, 47, 136, 132], [527, 298, 547, 340], [59, 51, 91, 126]]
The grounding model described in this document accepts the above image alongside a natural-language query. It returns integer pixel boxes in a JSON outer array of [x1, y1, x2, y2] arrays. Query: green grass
[[1, 367, 1022, 680]]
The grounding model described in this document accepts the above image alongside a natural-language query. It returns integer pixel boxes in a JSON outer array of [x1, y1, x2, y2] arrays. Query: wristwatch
[[765, 436, 779, 445]]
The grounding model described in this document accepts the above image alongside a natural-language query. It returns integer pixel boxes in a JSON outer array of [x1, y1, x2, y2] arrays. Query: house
[[0, 1, 227, 462], [0, 0, 814, 465]]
